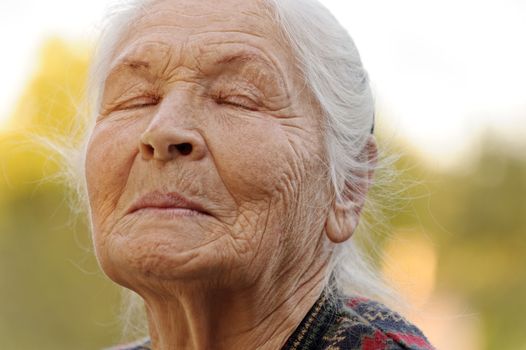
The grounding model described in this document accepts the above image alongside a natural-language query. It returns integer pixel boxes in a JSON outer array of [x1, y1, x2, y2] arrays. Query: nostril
[[140, 143, 155, 158], [172, 143, 193, 156]]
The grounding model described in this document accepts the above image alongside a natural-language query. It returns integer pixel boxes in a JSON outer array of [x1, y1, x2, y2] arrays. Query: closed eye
[[115, 95, 160, 111], [215, 95, 258, 111]]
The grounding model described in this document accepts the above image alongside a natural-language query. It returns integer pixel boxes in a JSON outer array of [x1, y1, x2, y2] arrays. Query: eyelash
[[215, 94, 258, 111], [116, 95, 160, 111], [112, 93, 257, 113]]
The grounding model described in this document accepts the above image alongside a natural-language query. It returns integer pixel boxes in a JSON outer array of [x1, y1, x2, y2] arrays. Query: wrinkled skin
[[85, 0, 374, 348]]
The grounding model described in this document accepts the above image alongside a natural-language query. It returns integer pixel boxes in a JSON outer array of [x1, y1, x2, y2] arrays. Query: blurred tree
[[0, 38, 122, 350], [10, 37, 89, 135], [386, 133, 526, 350], [434, 135, 526, 350]]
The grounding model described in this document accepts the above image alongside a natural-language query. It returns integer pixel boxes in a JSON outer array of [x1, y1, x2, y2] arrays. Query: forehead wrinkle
[[135, 2, 269, 32], [147, 0, 270, 19], [112, 0, 287, 72], [128, 0, 277, 44]]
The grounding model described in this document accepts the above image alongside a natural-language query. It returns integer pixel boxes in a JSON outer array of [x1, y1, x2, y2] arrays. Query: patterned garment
[[282, 294, 434, 350], [110, 293, 434, 350]]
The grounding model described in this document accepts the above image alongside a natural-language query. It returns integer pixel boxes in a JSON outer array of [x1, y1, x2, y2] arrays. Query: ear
[[325, 135, 378, 243]]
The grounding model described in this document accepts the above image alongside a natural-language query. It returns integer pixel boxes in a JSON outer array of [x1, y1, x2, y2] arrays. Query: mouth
[[127, 191, 211, 217]]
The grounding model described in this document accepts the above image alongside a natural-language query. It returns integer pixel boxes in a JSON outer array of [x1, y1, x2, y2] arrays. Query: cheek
[[85, 121, 140, 230], [207, 116, 296, 202]]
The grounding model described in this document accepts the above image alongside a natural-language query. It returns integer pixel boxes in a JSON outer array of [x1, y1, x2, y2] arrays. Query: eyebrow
[[106, 58, 154, 82], [125, 59, 150, 70], [214, 53, 286, 86], [213, 52, 285, 89], [214, 53, 272, 66]]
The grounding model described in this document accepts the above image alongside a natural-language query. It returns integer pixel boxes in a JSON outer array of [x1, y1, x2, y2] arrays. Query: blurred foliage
[[9, 37, 90, 135], [432, 138, 526, 350], [382, 133, 526, 349], [1, 37, 525, 349], [0, 38, 122, 350]]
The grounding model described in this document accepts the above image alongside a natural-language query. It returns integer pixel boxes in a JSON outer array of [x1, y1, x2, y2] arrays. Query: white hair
[[55, 0, 403, 340], [265, 0, 396, 302]]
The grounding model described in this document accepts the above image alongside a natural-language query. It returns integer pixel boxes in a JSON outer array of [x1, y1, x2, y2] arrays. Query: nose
[[139, 123, 206, 162]]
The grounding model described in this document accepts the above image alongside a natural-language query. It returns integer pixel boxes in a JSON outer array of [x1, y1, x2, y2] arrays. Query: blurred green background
[[0, 37, 525, 350]]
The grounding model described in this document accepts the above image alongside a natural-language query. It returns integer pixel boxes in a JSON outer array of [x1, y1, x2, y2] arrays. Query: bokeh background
[[1, 1, 525, 349]]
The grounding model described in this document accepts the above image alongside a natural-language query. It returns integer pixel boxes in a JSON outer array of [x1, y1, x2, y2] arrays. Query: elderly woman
[[81, 0, 434, 349]]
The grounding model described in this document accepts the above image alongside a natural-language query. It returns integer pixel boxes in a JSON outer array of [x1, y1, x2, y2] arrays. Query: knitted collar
[[281, 292, 338, 350]]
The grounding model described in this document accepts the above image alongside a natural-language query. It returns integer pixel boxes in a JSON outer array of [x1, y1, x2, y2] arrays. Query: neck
[[141, 268, 327, 350]]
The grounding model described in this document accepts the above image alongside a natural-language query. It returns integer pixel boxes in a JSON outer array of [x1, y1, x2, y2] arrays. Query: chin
[[98, 230, 242, 290]]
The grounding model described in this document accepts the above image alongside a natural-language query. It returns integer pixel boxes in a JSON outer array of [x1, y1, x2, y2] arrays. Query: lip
[[126, 191, 211, 216]]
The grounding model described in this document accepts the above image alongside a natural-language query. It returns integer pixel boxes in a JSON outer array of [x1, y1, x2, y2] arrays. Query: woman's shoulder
[[321, 296, 435, 350]]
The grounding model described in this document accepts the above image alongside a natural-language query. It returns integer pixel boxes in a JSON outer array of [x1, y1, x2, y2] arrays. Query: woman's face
[[86, 0, 330, 291]]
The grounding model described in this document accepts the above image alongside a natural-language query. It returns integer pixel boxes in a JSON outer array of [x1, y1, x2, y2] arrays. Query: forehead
[[136, 0, 275, 31], [111, 0, 289, 65]]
